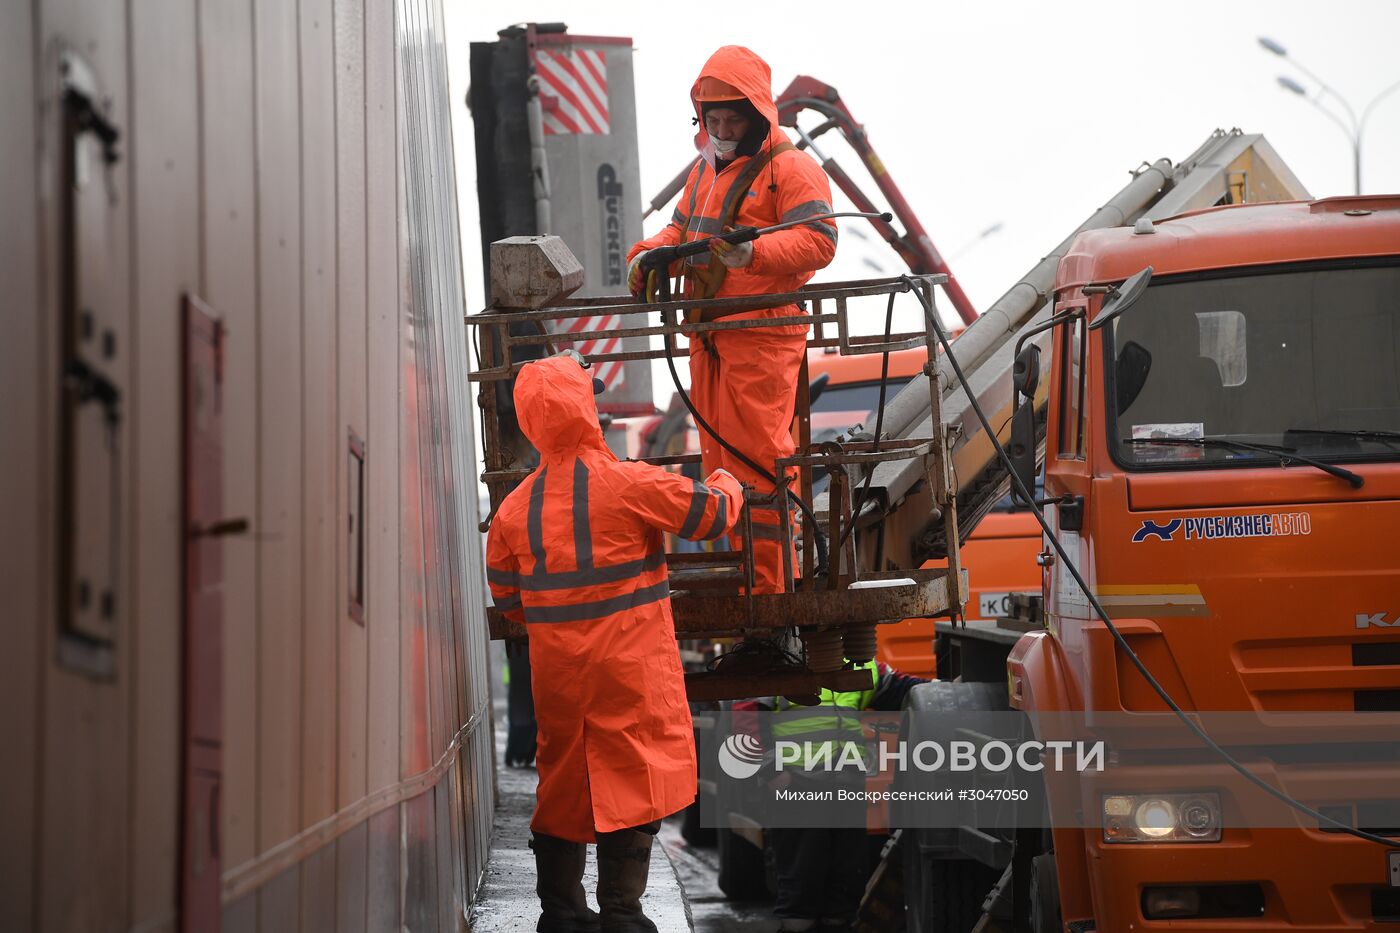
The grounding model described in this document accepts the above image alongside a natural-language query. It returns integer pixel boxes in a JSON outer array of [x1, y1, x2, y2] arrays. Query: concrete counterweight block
[[489, 235, 585, 310]]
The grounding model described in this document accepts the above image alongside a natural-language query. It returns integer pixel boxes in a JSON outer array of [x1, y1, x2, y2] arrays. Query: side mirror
[[1009, 401, 1038, 506], [1013, 344, 1041, 400], [1088, 265, 1153, 331], [808, 372, 831, 408]]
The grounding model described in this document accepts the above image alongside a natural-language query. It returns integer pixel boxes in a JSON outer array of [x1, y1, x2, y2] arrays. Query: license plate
[[976, 592, 1013, 619], [1390, 851, 1400, 887]]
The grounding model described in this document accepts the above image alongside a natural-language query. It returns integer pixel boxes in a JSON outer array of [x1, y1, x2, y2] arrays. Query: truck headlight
[[1102, 793, 1221, 843]]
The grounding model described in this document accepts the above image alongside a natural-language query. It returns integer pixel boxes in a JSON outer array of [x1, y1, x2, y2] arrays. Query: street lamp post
[[1260, 36, 1400, 195]]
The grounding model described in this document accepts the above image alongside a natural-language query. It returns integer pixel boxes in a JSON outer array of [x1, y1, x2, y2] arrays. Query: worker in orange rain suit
[[626, 45, 837, 594], [486, 353, 743, 933]]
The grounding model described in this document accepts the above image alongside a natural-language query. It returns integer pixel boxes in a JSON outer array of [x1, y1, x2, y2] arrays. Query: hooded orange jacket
[[627, 46, 837, 317], [486, 356, 742, 840]]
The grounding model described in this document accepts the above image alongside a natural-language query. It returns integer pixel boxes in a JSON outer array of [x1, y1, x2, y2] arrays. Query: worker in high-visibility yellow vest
[[763, 660, 927, 932]]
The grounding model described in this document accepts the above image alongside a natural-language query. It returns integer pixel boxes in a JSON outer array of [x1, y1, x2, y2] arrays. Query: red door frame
[[181, 295, 224, 931]]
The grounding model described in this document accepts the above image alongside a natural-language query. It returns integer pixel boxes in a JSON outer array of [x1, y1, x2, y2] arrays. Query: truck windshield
[[810, 377, 915, 416], [1106, 261, 1400, 469]]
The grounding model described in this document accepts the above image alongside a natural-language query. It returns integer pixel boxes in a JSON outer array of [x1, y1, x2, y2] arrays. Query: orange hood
[[690, 46, 786, 157], [514, 356, 613, 460]]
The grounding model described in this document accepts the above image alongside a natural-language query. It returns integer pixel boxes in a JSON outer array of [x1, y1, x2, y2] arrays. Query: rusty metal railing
[[466, 274, 967, 699], [467, 276, 938, 380]]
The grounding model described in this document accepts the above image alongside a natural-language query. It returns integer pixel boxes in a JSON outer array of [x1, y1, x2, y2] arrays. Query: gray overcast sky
[[444, 0, 1400, 393]]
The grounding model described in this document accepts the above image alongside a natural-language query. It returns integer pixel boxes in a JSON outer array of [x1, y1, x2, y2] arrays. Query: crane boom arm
[[837, 130, 1310, 568]]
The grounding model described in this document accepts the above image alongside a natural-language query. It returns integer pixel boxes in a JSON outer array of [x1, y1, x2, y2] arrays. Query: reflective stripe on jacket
[[486, 356, 743, 841]]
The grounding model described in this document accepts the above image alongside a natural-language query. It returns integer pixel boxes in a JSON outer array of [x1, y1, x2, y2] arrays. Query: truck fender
[[1006, 630, 1072, 712]]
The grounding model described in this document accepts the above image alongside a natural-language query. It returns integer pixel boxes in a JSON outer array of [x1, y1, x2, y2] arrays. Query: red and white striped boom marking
[[556, 314, 625, 389], [533, 43, 620, 387], [533, 48, 610, 136]]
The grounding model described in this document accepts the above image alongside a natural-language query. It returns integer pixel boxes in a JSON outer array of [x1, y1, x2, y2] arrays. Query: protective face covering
[[708, 134, 739, 155]]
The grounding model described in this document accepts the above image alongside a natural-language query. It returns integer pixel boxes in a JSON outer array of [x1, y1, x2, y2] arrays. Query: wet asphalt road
[[482, 642, 778, 931], [657, 818, 778, 932]]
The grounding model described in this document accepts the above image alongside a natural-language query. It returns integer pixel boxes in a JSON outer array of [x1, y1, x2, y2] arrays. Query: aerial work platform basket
[[466, 236, 966, 700]]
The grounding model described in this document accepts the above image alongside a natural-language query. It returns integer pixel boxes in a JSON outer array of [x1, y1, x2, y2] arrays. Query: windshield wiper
[[1126, 436, 1365, 488], [1284, 427, 1400, 448]]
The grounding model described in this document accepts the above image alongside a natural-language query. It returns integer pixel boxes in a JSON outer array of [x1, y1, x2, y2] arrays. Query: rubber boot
[[595, 828, 658, 932], [531, 834, 601, 933]]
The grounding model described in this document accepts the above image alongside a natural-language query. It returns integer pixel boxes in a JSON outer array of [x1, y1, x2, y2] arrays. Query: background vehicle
[[634, 346, 1041, 681], [804, 349, 1042, 680], [671, 344, 1040, 893]]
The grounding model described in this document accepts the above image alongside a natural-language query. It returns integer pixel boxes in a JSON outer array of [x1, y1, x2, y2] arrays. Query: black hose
[[660, 323, 830, 578], [838, 289, 895, 553], [900, 275, 1398, 848], [637, 211, 902, 582]]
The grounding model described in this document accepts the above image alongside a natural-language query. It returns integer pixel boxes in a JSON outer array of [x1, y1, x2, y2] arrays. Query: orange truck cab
[[806, 345, 925, 441], [920, 196, 1400, 929], [805, 348, 1042, 680]]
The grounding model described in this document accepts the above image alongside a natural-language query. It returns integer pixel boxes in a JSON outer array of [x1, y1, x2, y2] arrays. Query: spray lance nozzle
[[640, 211, 891, 278]]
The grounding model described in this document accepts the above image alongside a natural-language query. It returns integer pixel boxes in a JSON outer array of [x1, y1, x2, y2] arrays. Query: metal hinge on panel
[[348, 430, 367, 624], [56, 49, 124, 678]]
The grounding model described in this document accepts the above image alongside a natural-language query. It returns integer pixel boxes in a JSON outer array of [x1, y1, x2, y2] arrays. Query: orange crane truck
[[889, 174, 1400, 926], [469, 114, 1400, 928], [659, 130, 1353, 923], [1003, 192, 1400, 930]]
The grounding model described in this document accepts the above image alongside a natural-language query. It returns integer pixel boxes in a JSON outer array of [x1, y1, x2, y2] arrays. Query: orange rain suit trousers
[[486, 356, 742, 842], [628, 45, 837, 593]]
